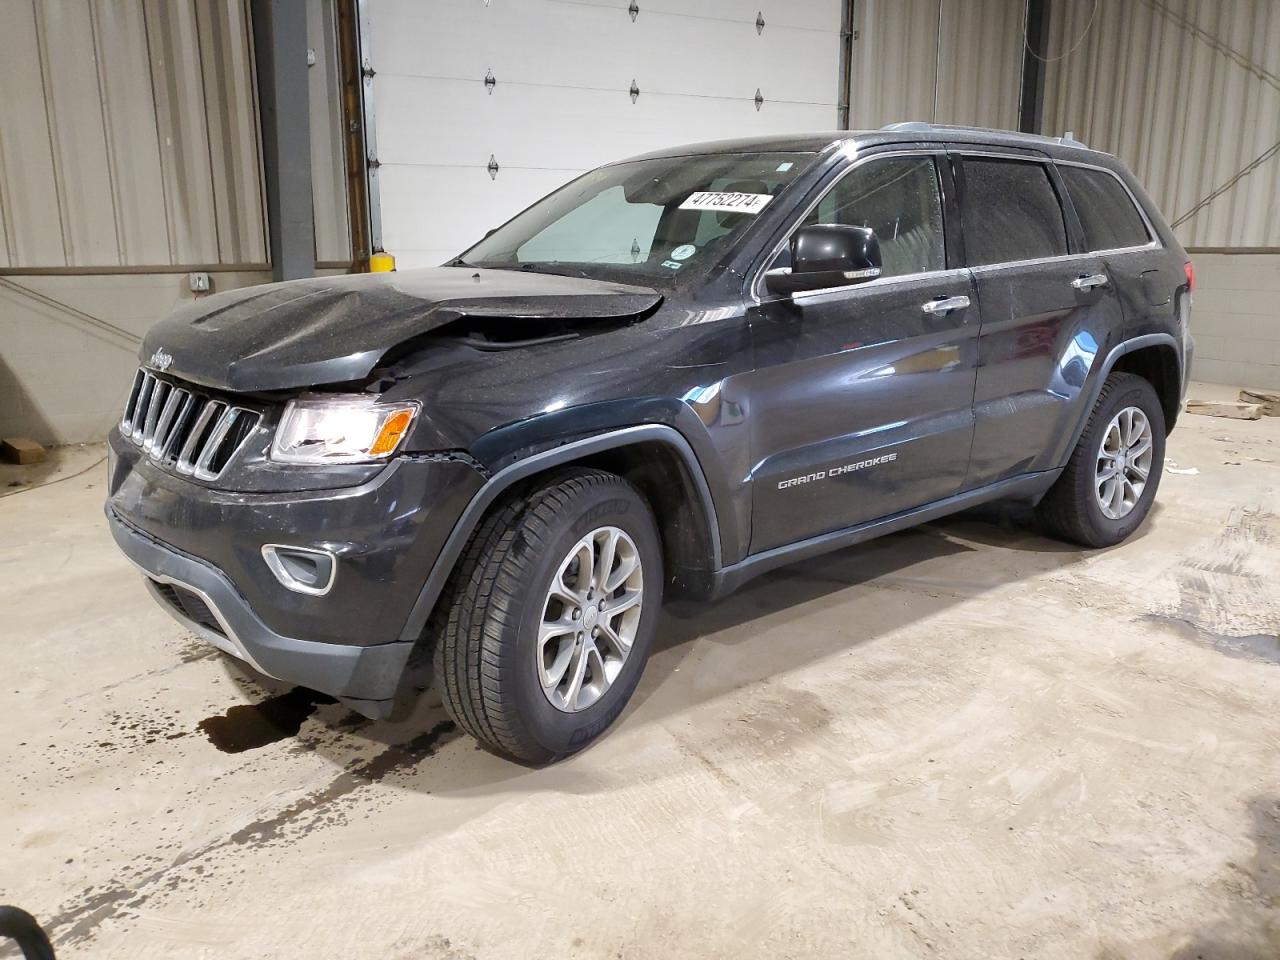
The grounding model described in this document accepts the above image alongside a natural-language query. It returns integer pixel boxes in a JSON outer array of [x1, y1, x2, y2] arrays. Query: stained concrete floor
[[2, 384, 1278, 959]]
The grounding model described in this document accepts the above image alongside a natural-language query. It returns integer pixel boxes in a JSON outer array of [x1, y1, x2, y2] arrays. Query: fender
[[1062, 332, 1182, 462], [395, 424, 722, 644]]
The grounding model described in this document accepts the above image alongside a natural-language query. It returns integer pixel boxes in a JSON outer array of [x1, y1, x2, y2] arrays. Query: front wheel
[[1037, 371, 1166, 547], [432, 468, 662, 764]]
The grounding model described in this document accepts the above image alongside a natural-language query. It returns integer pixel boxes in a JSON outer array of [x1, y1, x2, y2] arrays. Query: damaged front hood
[[140, 267, 663, 392]]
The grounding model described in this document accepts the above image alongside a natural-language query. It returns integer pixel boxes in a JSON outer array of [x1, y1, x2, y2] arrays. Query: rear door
[[746, 150, 980, 553], [1056, 160, 1174, 332], [955, 151, 1127, 489]]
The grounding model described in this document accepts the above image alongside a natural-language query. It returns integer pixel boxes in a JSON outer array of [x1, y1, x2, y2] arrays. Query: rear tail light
[[1184, 260, 1195, 292]]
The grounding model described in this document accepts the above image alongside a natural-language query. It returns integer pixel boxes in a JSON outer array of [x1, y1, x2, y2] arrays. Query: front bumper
[[108, 508, 412, 706], [106, 429, 486, 710]]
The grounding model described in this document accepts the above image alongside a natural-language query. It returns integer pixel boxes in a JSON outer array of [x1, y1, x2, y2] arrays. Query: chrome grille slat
[[150, 388, 187, 458], [193, 406, 238, 480], [130, 375, 154, 438], [144, 384, 178, 453], [175, 403, 217, 473], [119, 368, 259, 481], [158, 392, 195, 462], [121, 369, 145, 436], [142, 380, 169, 448], [176, 401, 224, 476]]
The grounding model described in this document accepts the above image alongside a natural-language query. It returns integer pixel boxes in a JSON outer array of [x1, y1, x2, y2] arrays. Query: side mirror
[[765, 224, 882, 295]]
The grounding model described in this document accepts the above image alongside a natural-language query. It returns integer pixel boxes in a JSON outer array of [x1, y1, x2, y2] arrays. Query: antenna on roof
[[1058, 130, 1087, 147]]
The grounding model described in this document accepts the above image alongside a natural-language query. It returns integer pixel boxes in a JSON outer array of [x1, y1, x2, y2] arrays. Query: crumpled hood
[[139, 267, 663, 392]]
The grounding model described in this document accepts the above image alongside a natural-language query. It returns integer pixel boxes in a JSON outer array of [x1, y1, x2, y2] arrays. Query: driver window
[[800, 155, 946, 278]]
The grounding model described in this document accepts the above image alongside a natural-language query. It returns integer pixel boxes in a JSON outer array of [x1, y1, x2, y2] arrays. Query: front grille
[[120, 368, 260, 480], [151, 581, 227, 638]]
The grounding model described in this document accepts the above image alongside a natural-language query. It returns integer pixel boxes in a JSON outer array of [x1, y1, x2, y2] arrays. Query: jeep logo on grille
[[149, 348, 173, 372]]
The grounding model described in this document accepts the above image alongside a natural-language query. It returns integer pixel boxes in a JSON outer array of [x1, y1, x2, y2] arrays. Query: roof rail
[[880, 121, 934, 132], [880, 120, 1091, 149]]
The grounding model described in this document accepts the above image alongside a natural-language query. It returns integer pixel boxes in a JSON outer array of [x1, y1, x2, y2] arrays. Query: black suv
[[107, 124, 1193, 763]]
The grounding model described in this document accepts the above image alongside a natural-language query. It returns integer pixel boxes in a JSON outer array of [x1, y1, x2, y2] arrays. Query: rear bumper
[[109, 507, 412, 708]]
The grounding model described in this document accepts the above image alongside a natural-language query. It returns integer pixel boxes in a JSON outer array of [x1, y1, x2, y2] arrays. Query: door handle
[[1071, 273, 1109, 291], [921, 295, 970, 315]]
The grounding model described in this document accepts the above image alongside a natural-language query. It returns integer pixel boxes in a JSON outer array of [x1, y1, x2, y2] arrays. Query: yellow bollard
[[369, 252, 396, 273]]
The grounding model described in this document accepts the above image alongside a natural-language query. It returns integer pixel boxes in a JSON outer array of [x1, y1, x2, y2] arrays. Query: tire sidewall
[[1080, 379, 1166, 543], [506, 481, 662, 758]]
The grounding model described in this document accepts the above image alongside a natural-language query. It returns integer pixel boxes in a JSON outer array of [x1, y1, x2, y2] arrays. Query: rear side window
[[960, 158, 1068, 266], [1060, 165, 1152, 251]]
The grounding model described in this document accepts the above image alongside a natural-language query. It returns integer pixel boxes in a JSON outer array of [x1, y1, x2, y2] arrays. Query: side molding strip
[[712, 468, 1062, 598], [396, 424, 722, 644]]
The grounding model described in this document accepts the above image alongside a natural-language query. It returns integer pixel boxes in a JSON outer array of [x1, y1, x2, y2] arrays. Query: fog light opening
[[261, 544, 338, 596]]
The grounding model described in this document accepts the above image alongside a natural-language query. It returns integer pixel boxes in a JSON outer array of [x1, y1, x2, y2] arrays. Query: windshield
[[459, 152, 816, 286]]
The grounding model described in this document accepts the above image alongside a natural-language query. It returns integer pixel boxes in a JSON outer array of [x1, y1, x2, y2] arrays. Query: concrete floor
[[2, 383, 1277, 959]]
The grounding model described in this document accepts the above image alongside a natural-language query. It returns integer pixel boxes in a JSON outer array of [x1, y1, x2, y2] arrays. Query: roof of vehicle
[[623, 123, 1110, 165]]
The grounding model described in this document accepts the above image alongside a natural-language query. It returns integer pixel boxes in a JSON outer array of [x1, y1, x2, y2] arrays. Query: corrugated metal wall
[[1041, 0, 1280, 249], [0, 0, 266, 268], [0, 0, 353, 270], [849, 0, 1025, 130], [308, 0, 353, 265], [0, 0, 356, 445]]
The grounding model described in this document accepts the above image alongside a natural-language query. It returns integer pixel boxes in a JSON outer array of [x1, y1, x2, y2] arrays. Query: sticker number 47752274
[[678, 191, 773, 215]]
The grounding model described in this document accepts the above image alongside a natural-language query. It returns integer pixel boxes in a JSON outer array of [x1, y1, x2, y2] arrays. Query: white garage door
[[364, 0, 843, 268]]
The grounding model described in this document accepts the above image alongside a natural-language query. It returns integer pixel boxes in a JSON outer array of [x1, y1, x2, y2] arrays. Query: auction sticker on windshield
[[679, 191, 772, 214]]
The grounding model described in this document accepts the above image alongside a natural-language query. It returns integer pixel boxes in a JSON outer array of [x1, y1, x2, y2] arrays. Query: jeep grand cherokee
[[106, 124, 1193, 763]]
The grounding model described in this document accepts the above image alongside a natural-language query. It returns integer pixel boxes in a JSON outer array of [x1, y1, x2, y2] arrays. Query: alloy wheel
[[1095, 404, 1154, 520], [538, 526, 644, 712]]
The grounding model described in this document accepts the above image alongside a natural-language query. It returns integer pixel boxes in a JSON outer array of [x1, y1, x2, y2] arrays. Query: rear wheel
[[431, 468, 662, 764], [1038, 372, 1166, 547]]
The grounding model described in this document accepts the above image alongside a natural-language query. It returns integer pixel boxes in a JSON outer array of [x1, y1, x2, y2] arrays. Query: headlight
[[271, 395, 419, 464]]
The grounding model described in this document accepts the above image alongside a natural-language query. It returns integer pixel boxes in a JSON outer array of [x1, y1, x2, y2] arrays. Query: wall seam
[[32, 1, 71, 266], [87, 1, 127, 266]]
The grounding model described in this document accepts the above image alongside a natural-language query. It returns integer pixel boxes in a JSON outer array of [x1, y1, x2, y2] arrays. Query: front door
[[746, 153, 979, 554]]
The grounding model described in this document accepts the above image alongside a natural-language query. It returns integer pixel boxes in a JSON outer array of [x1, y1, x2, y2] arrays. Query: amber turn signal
[[369, 408, 416, 456]]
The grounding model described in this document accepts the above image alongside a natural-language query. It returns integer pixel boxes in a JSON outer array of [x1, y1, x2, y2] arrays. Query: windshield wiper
[[518, 261, 592, 279]]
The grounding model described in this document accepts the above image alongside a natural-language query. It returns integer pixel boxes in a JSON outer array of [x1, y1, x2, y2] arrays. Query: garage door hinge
[[756, 11, 765, 34], [754, 88, 764, 111], [630, 79, 640, 103], [487, 154, 500, 180], [628, 1, 639, 21], [484, 68, 496, 94]]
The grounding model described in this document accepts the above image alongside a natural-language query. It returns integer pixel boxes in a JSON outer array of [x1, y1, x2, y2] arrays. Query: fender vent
[[120, 368, 260, 481]]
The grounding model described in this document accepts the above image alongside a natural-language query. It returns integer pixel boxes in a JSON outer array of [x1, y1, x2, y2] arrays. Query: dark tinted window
[[802, 155, 946, 277], [1060, 165, 1151, 251], [961, 158, 1067, 265]]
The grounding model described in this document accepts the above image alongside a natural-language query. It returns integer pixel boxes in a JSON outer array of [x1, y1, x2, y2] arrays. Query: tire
[[431, 468, 662, 764], [1037, 371, 1166, 548]]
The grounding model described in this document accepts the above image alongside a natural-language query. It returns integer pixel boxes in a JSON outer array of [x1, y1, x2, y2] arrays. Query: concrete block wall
[[0, 272, 270, 445], [1189, 253, 1280, 391]]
